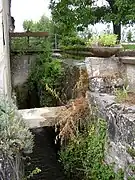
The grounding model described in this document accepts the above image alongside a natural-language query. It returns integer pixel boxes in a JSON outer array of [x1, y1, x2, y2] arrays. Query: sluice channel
[[25, 127, 66, 180], [11, 53, 85, 180], [14, 83, 66, 179]]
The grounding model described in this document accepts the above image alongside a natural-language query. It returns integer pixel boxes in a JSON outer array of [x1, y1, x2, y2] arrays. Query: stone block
[[61, 59, 89, 100], [126, 64, 135, 91], [19, 106, 65, 128], [85, 57, 124, 93], [87, 91, 135, 178]]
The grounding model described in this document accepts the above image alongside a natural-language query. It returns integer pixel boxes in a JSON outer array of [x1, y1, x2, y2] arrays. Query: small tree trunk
[[113, 23, 121, 41]]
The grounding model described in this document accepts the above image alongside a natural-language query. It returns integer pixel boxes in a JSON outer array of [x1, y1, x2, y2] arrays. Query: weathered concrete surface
[[11, 55, 37, 87], [120, 56, 135, 65], [11, 55, 39, 109], [118, 50, 135, 57], [19, 106, 65, 128], [87, 91, 135, 178], [126, 64, 135, 91], [85, 57, 124, 93], [85, 57, 119, 76], [119, 57, 135, 91]]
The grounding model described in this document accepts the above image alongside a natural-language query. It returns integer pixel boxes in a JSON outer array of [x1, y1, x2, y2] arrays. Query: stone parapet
[[87, 91, 135, 178], [85, 57, 124, 93], [19, 106, 65, 128]]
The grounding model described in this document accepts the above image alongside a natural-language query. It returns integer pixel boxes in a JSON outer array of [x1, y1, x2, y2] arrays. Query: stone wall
[[87, 92, 135, 178], [120, 57, 135, 91], [61, 59, 89, 101], [85, 57, 124, 93], [118, 50, 135, 57], [11, 54, 38, 109], [11, 54, 89, 108], [86, 56, 135, 179]]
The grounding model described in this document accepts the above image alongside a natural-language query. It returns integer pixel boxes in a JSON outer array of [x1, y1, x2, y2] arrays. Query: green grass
[[122, 44, 135, 50]]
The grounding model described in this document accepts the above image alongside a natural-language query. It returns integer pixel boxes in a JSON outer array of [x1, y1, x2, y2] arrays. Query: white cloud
[[11, 0, 51, 31]]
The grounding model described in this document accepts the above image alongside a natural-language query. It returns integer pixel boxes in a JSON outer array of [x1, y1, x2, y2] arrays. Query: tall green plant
[[0, 95, 33, 180], [59, 118, 124, 180], [28, 40, 65, 107]]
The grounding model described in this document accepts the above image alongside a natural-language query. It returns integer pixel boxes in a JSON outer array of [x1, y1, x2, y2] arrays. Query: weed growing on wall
[[115, 86, 129, 103], [55, 96, 89, 146], [59, 117, 124, 180], [28, 39, 65, 107]]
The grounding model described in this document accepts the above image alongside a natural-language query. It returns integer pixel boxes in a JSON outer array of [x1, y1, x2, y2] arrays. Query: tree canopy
[[23, 15, 54, 33], [50, 0, 135, 39]]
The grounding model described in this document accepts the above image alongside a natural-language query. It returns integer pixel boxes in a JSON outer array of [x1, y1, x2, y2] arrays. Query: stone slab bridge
[[18, 107, 65, 128]]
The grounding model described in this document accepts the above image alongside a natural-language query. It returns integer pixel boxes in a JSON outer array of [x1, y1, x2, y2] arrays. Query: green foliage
[[0, 95, 34, 179], [127, 148, 135, 158], [122, 44, 135, 50], [127, 30, 132, 42], [26, 167, 41, 179], [28, 41, 65, 106], [98, 34, 118, 47], [115, 0, 135, 24], [60, 36, 85, 47], [115, 86, 129, 103], [11, 37, 28, 51], [12, 15, 66, 107], [0, 96, 33, 155], [59, 118, 124, 180], [50, 0, 93, 36], [50, 0, 135, 38], [23, 15, 53, 33], [86, 34, 118, 47], [23, 20, 34, 32], [11, 15, 54, 51]]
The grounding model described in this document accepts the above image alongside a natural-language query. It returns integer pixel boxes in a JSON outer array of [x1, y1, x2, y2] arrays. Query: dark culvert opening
[[25, 127, 66, 180], [14, 83, 66, 179], [14, 83, 40, 110]]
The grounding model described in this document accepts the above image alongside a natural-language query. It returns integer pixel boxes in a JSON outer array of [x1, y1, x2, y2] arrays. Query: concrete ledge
[[118, 50, 135, 57], [19, 106, 65, 128], [120, 56, 135, 65]]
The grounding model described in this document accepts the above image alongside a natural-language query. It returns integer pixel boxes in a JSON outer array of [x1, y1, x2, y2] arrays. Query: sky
[[11, 0, 107, 32], [11, 0, 51, 31], [11, 0, 134, 41]]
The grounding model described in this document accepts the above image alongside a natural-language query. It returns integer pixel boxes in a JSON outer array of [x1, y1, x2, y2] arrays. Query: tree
[[23, 15, 54, 33], [50, 0, 135, 40], [23, 15, 56, 47], [50, 0, 94, 36]]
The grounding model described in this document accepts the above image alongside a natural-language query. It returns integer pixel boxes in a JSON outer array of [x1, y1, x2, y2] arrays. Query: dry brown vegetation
[[122, 92, 135, 105], [54, 66, 90, 146], [55, 95, 90, 146]]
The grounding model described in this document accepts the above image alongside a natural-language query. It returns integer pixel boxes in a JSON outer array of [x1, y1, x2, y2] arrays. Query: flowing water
[[25, 127, 66, 180]]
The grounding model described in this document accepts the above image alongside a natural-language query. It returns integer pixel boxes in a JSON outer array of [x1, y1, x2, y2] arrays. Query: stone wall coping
[[120, 56, 135, 65], [19, 106, 65, 128], [62, 59, 86, 68], [85, 56, 119, 60], [87, 91, 135, 122]]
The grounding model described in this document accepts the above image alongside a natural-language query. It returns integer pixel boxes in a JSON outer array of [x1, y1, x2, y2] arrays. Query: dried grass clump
[[55, 95, 90, 146]]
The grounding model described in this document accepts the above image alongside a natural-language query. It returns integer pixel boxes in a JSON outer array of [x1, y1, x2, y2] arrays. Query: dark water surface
[[25, 127, 66, 180]]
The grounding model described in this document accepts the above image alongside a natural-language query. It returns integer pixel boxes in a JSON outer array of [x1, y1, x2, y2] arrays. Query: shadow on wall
[[14, 82, 40, 109], [11, 54, 40, 109]]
